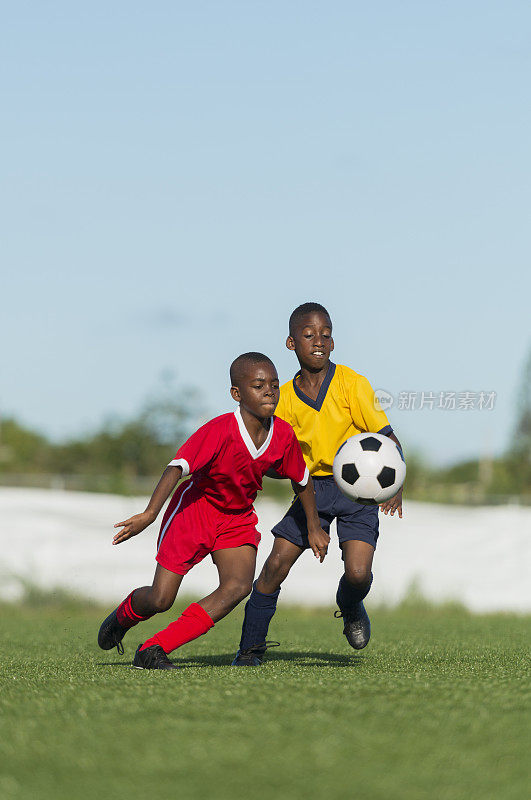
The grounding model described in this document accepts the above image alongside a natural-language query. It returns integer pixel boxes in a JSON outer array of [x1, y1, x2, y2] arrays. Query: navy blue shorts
[[272, 476, 379, 551]]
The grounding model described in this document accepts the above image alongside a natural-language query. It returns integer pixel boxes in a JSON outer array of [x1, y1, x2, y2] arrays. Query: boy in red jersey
[[232, 305, 403, 665], [97, 352, 327, 670]]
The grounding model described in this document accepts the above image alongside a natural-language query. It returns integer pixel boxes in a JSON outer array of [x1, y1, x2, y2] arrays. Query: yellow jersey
[[275, 362, 392, 477]]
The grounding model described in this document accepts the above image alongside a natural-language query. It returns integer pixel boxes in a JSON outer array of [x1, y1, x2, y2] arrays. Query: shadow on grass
[[184, 650, 362, 668], [97, 651, 362, 669]]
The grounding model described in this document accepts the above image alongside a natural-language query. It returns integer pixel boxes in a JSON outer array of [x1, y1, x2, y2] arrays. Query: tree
[[511, 346, 531, 458], [0, 418, 51, 473], [507, 345, 531, 495], [1, 374, 205, 487]]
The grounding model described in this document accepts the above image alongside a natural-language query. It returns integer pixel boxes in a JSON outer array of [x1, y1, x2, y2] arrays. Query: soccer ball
[[333, 433, 406, 505]]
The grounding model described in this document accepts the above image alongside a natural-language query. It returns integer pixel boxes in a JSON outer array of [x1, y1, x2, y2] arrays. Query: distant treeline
[[0, 349, 529, 504], [0, 387, 202, 495], [0, 416, 528, 504], [402, 451, 530, 505]]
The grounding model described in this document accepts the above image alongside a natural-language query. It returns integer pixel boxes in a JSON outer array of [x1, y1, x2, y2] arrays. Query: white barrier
[[1, 487, 529, 612]]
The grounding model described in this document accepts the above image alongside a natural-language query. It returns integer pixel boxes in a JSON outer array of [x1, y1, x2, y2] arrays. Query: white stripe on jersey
[[157, 480, 194, 553]]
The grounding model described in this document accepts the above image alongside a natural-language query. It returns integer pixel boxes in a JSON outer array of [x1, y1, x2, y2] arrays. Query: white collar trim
[[234, 406, 275, 459]]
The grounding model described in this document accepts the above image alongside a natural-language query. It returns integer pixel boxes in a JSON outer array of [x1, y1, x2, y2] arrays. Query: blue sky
[[1, 1, 529, 464]]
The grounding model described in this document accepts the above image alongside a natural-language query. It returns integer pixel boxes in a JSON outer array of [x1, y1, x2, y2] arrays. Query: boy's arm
[[379, 432, 404, 518], [112, 465, 183, 545], [292, 477, 330, 562], [348, 374, 403, 517]]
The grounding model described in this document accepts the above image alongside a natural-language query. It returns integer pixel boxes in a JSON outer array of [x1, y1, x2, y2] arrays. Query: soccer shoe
[[132, 644, 180, 670], [335, 602, 371, 649], [231, 641, 280, 666], [98, 609, 127, 655]]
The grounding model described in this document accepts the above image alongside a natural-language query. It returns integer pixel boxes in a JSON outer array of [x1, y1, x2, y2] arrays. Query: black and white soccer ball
[[333, 433, 406, 505]]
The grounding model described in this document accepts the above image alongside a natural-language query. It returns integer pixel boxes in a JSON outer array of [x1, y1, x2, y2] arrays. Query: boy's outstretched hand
[[113, 511, 156, 545], [379, 487, 403, 518], [308, 527, 331, 562]]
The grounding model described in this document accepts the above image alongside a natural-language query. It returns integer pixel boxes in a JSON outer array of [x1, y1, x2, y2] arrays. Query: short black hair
[[230, 352, 276, 386], [289, 302, 331, 335]]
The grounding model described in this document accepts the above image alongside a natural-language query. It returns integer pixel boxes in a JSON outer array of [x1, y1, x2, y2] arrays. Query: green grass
[[0, 599, 529, 800]]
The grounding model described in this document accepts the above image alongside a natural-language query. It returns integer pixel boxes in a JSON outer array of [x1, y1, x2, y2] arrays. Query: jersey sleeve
[[349, 374, 392, 435], [273, 425, 309, 486], [168, 420, 221, 477]]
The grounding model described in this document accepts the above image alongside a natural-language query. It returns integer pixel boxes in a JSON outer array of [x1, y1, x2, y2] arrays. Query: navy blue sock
[[336, 573, 373, 613], [239, 581, 281, 650]]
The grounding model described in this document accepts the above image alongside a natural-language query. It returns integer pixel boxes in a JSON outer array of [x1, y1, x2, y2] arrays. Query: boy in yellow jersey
[[232, 303, 403, 665]]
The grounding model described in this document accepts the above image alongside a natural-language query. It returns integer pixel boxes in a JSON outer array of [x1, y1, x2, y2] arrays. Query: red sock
[[116, 590, 155, 629], [140, 602, 214, 654]]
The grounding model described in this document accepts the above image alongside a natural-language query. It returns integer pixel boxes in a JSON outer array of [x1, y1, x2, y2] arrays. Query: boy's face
[[230, 362, 280, 418], [287, 311, 334, 370]]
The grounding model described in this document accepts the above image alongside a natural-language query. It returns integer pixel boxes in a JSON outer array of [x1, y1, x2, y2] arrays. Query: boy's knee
[[344, 565, 372, 588], [261, 553, 290, 587], [223, 578, 253, 605], [237, 578, 254, 601], [150, 591, 174, 613]]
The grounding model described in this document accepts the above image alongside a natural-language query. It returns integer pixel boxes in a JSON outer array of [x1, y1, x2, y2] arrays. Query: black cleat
[[98, 608, 127, 654], [335, 602, 371, 650], [231, 641, 280, 666], [132, 644, 180, 670]]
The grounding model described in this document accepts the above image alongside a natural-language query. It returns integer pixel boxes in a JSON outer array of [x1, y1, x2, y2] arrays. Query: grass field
[[0, 597, 529, 800]]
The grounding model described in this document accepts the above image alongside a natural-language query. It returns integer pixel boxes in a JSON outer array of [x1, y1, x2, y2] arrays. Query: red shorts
[[156, 480, 261, 575]]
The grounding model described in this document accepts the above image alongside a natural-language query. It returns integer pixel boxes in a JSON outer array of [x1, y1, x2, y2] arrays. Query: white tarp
[[1, 487, 529, 612]]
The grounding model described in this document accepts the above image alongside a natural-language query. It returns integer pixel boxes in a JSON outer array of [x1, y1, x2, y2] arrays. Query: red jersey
[[168, 407, 309, 510]]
